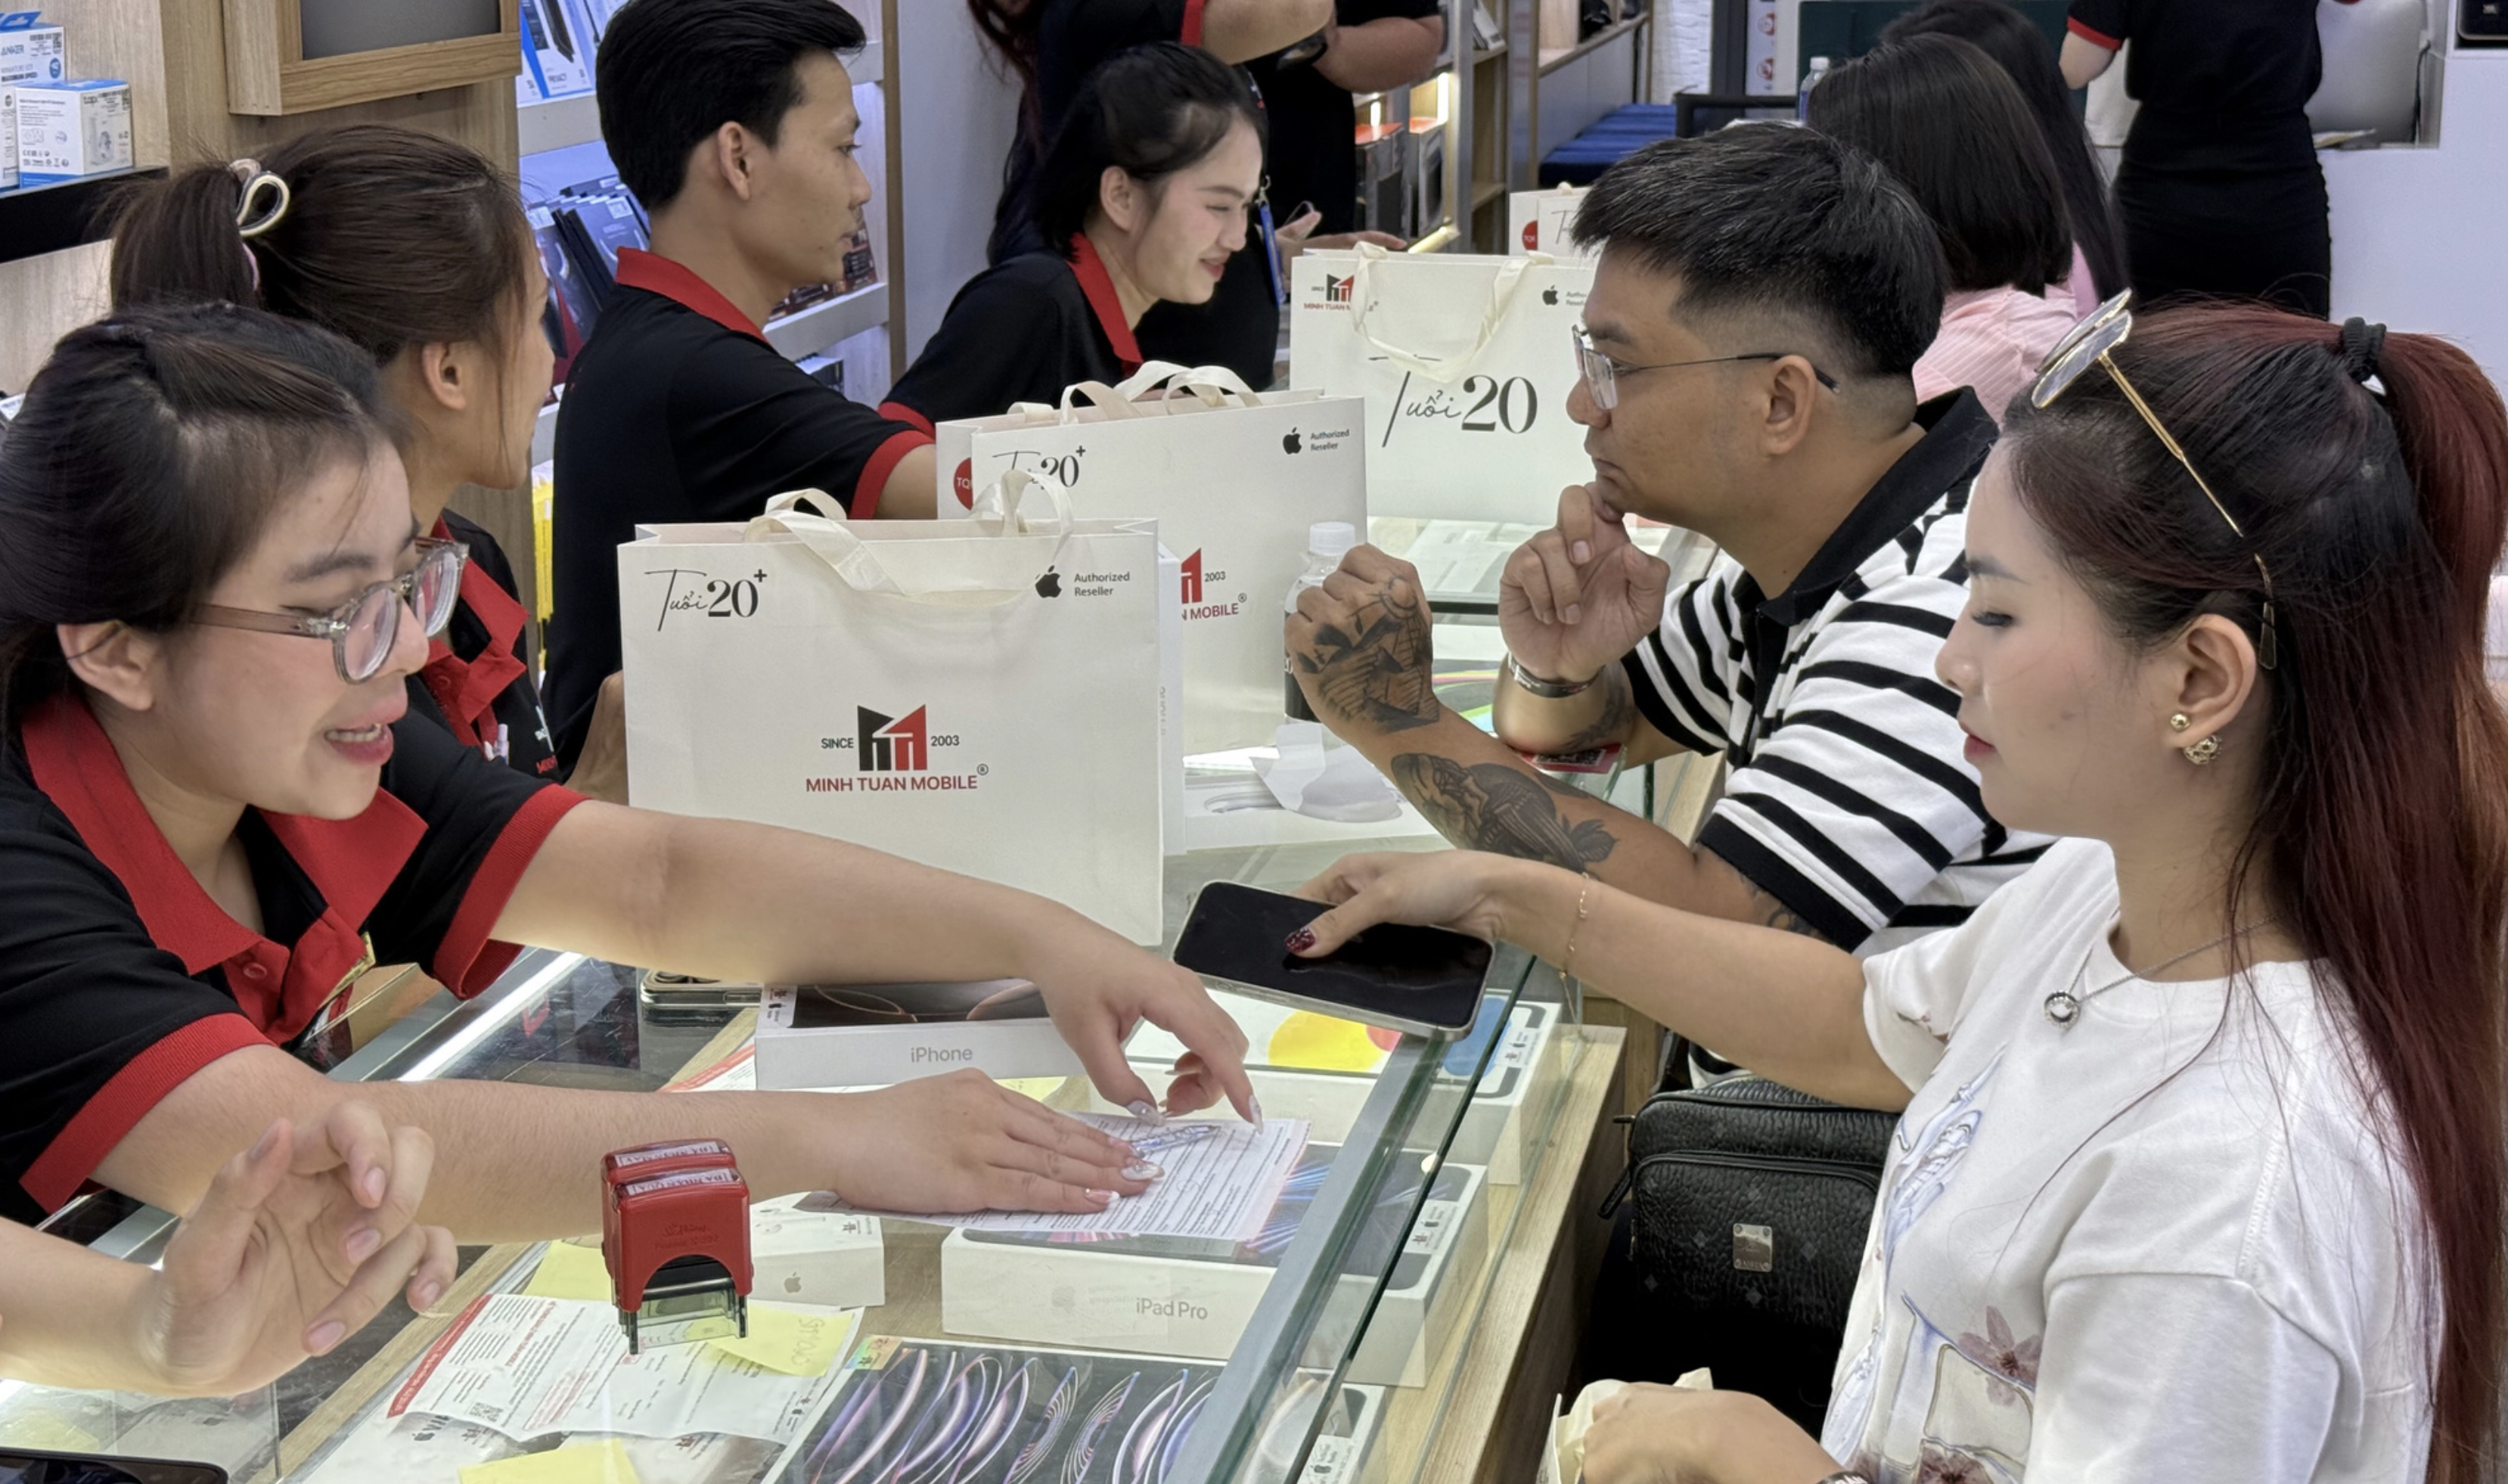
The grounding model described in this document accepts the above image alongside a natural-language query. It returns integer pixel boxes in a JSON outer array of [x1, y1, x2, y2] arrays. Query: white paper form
[[807, 1115, 1308, 1241], [387, 1294, 858, 1443]]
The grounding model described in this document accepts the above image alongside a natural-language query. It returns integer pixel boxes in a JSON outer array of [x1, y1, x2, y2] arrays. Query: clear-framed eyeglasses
[[2029, 290, 2278, 669], [193, 537, 468, 685], [1569, 322, 1839, 412]]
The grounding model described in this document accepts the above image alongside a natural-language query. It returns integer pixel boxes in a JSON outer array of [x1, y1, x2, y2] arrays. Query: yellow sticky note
[[522, 1241, 613, 1303], [460, 1440, 640, 1484], [708, 1304, 856, 1377], [996, 1076, 1068, 1101]]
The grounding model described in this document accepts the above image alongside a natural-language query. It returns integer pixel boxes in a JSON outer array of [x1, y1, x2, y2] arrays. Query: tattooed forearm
[[1549, 666, 1638, 754], [1702, 849, 1835, 942], [1389, 754, 1620, 874], [1290, 577, 1440, 734]]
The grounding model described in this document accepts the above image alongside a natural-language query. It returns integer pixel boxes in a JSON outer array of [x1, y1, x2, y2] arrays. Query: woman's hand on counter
[[1022, 914, 1256, 1122], [133, 1104, 455, 1396], [822, 1071, 1155, 1213]]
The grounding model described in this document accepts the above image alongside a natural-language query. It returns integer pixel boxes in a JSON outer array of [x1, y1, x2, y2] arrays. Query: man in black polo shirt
[[546, 0, 936, 774], [1288, 125, 2050, 956]]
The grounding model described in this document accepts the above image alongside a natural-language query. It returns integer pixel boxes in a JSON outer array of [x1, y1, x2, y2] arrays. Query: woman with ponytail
[[1287, 298, 2506, 1481], [110, 127, 562, 781]]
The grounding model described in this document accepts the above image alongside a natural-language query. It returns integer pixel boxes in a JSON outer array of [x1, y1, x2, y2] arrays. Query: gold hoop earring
[[2183, 735, 2221, 766], [2168, 712, 2191, 732]]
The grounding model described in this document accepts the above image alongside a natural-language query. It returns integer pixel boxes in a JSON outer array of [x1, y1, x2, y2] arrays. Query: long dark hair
[[110, 125, 534, 365], [1034, 43, 1264, 252], [1881, 0, 2128, 299], [2006, 303, 2508, 1482], [0, 306, 402, 737], [1805, 35, 2071, 295]]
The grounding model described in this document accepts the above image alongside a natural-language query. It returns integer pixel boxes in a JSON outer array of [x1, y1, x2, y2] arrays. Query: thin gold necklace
[[2044, 914, 2278, 1029]]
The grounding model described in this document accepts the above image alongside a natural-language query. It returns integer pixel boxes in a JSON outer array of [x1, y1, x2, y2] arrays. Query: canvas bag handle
[[742, 473, 1074, 607], [1344, 242, 1554, 383]]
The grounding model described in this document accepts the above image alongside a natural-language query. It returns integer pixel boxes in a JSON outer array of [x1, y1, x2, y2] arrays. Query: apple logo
[[1281, 430, 1302, 455], [784, 1274, 803, 1294], [1035, 568, 1063, 598], [1541, 286, 1560, 306], [952, 459, 974, 508]]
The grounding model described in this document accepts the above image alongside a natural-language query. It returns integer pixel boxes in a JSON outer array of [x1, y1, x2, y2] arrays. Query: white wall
[[2325, 49, 2508, 388], [894, 3, 1025, 363]]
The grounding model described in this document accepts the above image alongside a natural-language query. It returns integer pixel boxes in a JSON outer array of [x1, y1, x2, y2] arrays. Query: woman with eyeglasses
[[111, 128, 566, 783], [1287, 299, 2507, 1482], [0, 304, 1254, 1250]]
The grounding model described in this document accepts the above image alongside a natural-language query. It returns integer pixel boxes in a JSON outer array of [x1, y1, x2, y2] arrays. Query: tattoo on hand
[[1290, 576, 1439, 734], [1390, 755, 1619, 874]]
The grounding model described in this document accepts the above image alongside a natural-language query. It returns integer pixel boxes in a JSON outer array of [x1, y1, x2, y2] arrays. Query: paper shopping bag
[[935, 363, 1367, 754], [1289, 247, 1594, 523], [1510, 185, 1592, 256], [619, 479, 1166, 943]]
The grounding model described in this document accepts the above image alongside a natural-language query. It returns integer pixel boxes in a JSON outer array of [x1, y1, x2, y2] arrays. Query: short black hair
[[1805, 35, 2072, 295], [596, 0, 866, 211], [1569, 123, 1945, 381], [1035, 44, 1264, 252]]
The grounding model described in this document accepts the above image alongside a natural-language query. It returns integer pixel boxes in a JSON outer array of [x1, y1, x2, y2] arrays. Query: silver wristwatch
[[1507, 654, 1594, 699]]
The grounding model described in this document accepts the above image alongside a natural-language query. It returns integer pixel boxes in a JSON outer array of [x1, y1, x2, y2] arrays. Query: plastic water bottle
[[1284, 520, 1361, 722], [1797, 55, 1832, 120]]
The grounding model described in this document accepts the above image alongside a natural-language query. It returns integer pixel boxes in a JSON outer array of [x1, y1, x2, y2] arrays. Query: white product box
[[1509, 185, 1594, 257], [16, 79, 132, 179], [754, 980, 1085, 1090], [1, 85, 16, 190], [940, 1146, 1487, 1387], [0, 24, 65, 87], [1123, 993, 1566, 1184], [750, 1194, 886, 1309]]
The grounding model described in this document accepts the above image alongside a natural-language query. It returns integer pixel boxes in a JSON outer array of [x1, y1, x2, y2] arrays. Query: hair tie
[[2339, 316, 2386, 388], [228, 159, 292, 241]]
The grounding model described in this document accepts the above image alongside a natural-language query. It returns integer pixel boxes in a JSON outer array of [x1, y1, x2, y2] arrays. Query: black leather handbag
[[1605, 1054, 1898, 1335]]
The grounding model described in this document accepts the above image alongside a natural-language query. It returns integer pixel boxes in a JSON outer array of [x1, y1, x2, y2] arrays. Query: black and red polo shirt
[[0, 692, 584, 1222], [408, 511, 557, 779], [544, 247, 933, 772], [880, 234, 1144, 441]]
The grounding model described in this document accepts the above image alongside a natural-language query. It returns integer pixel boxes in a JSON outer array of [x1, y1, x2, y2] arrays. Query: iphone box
[[17, 78, 131, 179], [748, 1194, 885, 1309], [753, 979, 1085, 1089], [939, 1145, 1486, 1386]]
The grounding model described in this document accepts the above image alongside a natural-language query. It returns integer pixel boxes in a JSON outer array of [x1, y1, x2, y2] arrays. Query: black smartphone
[[1172, 882, 1491, 1039], [0, 1452, 228, 1484]]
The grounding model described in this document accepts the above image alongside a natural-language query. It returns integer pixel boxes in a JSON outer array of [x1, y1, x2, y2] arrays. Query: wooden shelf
[[0, 167, 166, 267], [1473, 42, 1508, 64], [224, 0, 523, 115], [1538, 12, 1647, 76], [1471, 179, 1507, 209], [517, 89, 600, 155]]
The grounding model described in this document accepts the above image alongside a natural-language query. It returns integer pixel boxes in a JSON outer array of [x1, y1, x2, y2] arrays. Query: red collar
[[421, 517, 531, 753], [615, 248, 771, 345], [22, 694, 427, 1042], [1068, 234, 1144, 376]]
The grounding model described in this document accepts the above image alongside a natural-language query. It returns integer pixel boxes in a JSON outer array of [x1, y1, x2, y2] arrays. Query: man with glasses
[[1288, 123, 2047, 955]]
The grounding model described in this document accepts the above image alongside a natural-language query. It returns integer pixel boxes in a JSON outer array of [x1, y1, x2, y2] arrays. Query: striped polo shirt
[[1624, 390, 2051, 954]]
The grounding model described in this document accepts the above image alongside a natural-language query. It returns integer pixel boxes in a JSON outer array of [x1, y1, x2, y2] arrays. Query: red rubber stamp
[[601, 1139, 753, 1353]]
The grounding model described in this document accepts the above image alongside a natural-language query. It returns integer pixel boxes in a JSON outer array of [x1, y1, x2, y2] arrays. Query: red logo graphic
[[952, 459, 974, 509], [1324, 274, 1353, 305], [1521, 220, 1538, 251], [1180, 550, 1204, 605], [857, 706, 928, 772]]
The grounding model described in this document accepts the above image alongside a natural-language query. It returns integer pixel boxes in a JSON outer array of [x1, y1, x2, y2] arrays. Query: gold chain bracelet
[[1562, 875, 1595, 979]]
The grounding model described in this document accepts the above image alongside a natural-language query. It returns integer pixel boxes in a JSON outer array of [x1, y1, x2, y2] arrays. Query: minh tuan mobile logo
[[1178, 550, 1243, 622], [804, 706, 986, 793]]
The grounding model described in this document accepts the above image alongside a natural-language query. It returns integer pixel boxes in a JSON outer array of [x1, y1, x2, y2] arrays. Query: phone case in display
[[939, 1144, 1484, 1386], [1124, 994, 1563, 1183], [765, 1337, 1380, 1484]]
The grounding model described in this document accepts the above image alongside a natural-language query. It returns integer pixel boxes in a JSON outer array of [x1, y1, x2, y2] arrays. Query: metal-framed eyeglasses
[[1569, 323, 1839, 412], [2028, 290, 2277, 669], [192, 537, 468, 685]]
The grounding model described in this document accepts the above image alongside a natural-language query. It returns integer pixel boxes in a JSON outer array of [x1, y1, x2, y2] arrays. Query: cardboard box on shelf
[[0, 23, 65, 87], [16, 78, 130, 180]]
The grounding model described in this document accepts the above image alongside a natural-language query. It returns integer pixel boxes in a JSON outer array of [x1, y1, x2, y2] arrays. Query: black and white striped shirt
[[1622, 391, 2050, 954]]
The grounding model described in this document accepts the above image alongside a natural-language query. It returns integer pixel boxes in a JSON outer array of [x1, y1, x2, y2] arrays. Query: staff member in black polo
[[880, 45, 1265, 438], [545, 0, 936, 775], [1248, 0, 1444, 238], [2061, 0, 2359, 317], [0, 305, 1259, 1243]]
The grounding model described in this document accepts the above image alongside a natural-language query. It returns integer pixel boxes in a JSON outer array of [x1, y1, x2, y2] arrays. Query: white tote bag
[[619, 478, 1166, 943], [1508, 185, 1592, 256], [1288, 246, 1594, 523], [934, 363, 1367, 755]]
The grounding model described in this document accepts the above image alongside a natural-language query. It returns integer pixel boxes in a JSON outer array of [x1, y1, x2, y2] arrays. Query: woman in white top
[[1286, 301, 2507, 1482]]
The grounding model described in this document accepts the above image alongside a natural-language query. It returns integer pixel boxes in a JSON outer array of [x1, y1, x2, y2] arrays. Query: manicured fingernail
[[1564, 604, 1582, 625], [1123, 1162, 1163, 1181], [363, 1169, 386, 1204], [1249, 1097, 1266, 1131], [412, 1280, 442, 1310], [1126, 1099, 1166, 1125], [1285, 928, 1317, 953], [1086, 1189, 1114, 1203], [1572, 541, 1592, 563], [344, 1226, 382, 1263], [306, 1321, 345, 1355]]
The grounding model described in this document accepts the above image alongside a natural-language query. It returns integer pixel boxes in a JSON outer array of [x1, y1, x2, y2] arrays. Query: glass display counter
[[0, 588, 1684, 1484]]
